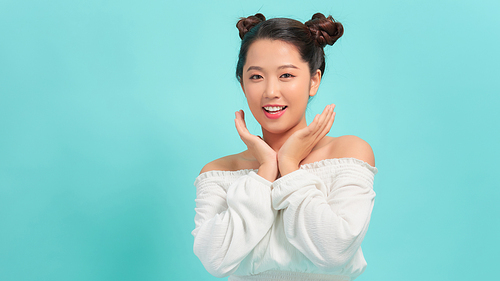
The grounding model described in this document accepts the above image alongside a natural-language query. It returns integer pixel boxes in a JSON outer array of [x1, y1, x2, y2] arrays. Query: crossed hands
[[234, 104, 336, 182]]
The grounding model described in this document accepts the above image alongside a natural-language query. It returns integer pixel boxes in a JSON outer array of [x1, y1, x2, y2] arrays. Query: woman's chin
[[257, 115, 306, 136], [259, 123, 291, 135]]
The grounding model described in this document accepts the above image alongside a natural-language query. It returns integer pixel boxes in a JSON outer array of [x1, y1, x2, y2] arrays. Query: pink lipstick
[[262, 105, 287, 119]]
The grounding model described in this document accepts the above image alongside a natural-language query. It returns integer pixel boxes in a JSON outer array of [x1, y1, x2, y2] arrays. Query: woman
[[192, 13, 377, 281]]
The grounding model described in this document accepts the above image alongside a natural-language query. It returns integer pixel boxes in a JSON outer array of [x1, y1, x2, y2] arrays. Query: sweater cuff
[[248, 171, 273, 188], [272, 169, 323, 210], [273, 169, 310, 188]]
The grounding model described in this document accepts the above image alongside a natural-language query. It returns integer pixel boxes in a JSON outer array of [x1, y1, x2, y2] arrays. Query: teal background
[[1, 0, 499, 280]]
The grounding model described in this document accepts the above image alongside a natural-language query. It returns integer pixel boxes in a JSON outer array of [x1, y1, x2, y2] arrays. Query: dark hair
[[236, 13, 344, 83]]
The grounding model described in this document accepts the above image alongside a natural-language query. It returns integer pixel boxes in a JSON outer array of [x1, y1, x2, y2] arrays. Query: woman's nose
[[263, 79, 280, 99]]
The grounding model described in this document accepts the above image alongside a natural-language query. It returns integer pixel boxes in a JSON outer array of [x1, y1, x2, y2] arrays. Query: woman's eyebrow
[[278, 64, 299, 70], [246, 66, 263, 72], [246, 64, 299, 72]]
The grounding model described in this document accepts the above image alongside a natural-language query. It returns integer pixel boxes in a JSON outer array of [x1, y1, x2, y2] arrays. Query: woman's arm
[[235, 110, 278, 181], [278, 104, 335, 176], [193, 171, 276, 277], [271, 158, 376, 271], [193, 110, 280, 277], [273, 103, 376, 269]]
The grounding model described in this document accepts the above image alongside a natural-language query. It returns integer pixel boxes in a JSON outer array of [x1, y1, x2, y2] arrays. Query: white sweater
[[192, 158, 377, 280]]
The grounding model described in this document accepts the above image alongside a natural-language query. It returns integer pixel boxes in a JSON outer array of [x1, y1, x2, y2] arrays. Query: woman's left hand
[[278, 104, 336, 176]]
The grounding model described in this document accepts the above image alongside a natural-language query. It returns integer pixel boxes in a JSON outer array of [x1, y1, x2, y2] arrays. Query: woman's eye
[[250, 74, 263, 80], [280, 73, 294, 78]]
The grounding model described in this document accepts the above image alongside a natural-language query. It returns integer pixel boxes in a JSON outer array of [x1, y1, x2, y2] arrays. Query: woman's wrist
[[257, 162, 278, 182], [278, 159, 299, 176]]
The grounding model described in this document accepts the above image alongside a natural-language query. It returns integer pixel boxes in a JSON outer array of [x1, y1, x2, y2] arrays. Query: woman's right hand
[[235, 110, 278, 182]]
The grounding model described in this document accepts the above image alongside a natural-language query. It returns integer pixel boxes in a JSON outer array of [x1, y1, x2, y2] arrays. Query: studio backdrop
[[1, 0, 499, 280]]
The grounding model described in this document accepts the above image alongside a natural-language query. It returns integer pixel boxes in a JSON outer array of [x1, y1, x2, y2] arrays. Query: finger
[[325, 104, 336, 131], [319, 110, 335, 139], [306, 114, 321, 133], [238, 110, 250, 131], [235, 110, 263, 146], [312, 104, 332, 136], [235, 110, 251, 139], [317, 104, 330, 122], [235, 113, 243, 136], [242, 110, 252, 134], [318, 104, 335, 135], [314, 104, 336, 138], [235, 110, 247, 129]]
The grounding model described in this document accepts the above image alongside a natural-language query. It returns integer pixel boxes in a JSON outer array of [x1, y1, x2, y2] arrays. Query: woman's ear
[[309, 70, 321, 97]]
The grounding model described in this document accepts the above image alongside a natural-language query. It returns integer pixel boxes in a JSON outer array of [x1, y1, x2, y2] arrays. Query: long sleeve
[[192, 171, 277, 277], [271, 159, 377, 272]]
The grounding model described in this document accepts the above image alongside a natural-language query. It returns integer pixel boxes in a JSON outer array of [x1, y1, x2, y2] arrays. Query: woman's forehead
[[245, 39, 304, 67]]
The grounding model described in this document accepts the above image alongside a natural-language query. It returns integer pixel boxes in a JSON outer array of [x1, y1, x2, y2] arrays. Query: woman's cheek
[[281, 83, 301, 101], [285, 78, 303, 90], [245, 88, 262, 116]]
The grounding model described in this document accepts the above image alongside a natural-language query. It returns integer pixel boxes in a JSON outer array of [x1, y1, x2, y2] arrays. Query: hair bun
[[305, 13, 343, 47], [236, 13, 266, 39]]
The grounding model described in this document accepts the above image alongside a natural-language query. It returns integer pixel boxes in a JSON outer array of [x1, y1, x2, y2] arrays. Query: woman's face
[[241, 39, 321, 134]]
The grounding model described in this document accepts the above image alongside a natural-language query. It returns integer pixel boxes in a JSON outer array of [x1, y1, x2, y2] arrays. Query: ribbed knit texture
[[193, 158, 377, 280]]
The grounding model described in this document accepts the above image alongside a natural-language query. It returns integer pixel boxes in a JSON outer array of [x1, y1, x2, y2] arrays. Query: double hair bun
[[236, 13, 266, 40], [305, 13, 343, 47], [236, 13, 344, 47]]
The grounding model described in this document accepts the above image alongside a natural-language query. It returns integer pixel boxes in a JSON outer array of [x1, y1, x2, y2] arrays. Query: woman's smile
[[263, 105, 288, 119]]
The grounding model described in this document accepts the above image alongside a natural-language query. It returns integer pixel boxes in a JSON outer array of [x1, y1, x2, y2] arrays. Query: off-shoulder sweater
[[192, 158, 377, 281]]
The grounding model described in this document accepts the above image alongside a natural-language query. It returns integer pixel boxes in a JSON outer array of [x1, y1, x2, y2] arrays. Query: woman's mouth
[[263, 105, 287, 119]]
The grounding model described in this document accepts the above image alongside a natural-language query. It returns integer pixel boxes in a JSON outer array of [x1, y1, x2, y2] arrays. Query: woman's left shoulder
[[324, 135, 375, 167]]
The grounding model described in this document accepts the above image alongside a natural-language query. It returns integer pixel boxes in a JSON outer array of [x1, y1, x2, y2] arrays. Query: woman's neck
[[262, 117, 308, 152]]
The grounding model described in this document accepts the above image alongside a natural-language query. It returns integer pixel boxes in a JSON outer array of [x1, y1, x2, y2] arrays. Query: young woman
[[192, 13, 377, 281]]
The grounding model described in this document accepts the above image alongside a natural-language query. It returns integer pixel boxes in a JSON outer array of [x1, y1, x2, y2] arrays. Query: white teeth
[[264, 106, 286, 112]]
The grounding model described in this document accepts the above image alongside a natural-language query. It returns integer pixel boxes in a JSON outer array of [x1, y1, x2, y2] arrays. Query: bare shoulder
[[199, 151, 260, 175], [199, 156, 235, 175], [327, 135, 375, 167]]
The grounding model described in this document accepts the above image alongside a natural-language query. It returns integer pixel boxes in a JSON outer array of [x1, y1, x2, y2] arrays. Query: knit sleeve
[[271, 160, 377, 271], [192, 171, 276, 277]]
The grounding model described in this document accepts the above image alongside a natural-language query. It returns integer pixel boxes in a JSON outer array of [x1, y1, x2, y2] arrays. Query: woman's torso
[[196, 157, 376, 280], [195, 135, 376, 280]]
